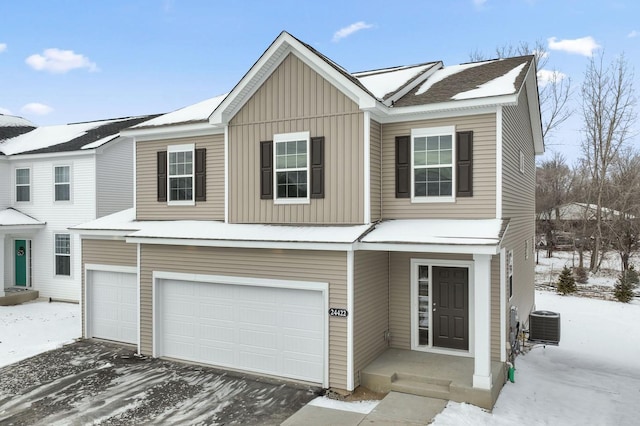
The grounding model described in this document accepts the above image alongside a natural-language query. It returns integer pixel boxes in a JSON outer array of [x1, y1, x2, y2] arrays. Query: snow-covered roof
[[0, 208, 45, 227], [0, 114, 36, 127], [353, 63, 438, 100], [0, 115, 157, 156], [70, 208, 139, 232], [133, 94, 227, 128], [361, 219, 506, 246]]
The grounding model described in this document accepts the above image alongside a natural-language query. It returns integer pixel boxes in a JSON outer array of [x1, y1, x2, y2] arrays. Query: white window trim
[[273, 131, 310, 205], [53, 164, 72, 203], [410, 126, 456, 203], [54, 233, 72, 278], [15, 167, 31, 203], [410, 258, 474, 358], [167, 143, 195, 206]]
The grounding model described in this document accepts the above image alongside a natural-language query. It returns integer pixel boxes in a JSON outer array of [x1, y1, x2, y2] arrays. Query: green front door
[[14, 240, 27, 287]]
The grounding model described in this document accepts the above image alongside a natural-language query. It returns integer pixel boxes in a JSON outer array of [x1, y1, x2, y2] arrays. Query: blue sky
[[1, 1, 639, 159]]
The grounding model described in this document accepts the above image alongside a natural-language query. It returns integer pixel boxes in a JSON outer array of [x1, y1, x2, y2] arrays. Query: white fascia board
[[210, 32, 378, 125], [0, 224, 45, 232], [6, 149, 96, 161], [125, 236, 354, 252], [524, 67, 544, 155], [75, 230, 133, 238], [121, 122, 222, 142], [354, 241, 500, 255]]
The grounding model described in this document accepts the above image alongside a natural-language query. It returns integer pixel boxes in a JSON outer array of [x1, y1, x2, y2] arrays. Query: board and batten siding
[[228, 53, 365, 224], [135, 134, 224, 221], [501, 90, 536, 325], [353, 251, 389, 387], [370, 120, 382, 222], [381, 114, 497, 219], [96, 138, 134, 218], [81, 239, 137, 338], [139, 245, 350, 389], [388, 252, 502, 361]]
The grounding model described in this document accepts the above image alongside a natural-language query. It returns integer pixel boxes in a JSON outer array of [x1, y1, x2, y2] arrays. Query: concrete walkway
[[282, 392, 447, 425]]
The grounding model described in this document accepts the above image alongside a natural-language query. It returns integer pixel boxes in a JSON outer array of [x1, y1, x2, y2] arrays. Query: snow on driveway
[[0, 301, 80, 368]]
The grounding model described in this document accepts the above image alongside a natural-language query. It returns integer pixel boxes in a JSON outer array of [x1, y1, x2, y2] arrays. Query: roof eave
[[121, 122, 222, 141], [522, 61, 545, 155]]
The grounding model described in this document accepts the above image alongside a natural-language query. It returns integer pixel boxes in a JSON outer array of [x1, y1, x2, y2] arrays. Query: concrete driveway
[[0, 340, 320, 425]]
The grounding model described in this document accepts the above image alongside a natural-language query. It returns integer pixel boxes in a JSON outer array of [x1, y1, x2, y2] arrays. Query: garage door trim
[[152, 270, 329, 387], [85, 264, 139, 350]]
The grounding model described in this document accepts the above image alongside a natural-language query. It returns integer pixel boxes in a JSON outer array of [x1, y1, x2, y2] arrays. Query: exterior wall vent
[[529, 310, 560, 345]]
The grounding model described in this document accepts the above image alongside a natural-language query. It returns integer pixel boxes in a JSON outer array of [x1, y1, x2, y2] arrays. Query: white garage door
[[88, 270, 137, 344], [158, 279, 325, 384]]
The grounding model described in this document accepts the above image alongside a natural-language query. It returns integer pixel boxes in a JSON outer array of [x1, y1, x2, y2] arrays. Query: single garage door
[[88, 270, 137, 344], [158, 279, 325, 384]]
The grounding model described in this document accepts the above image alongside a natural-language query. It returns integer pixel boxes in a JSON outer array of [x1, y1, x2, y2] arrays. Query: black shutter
[[310, 136, 325, 198], [157, 151, 167, 202], [456, 131, 473, 197], [395, 136, 410, 198], [195, 148, 206, 201], [260, 141, 273, 199]]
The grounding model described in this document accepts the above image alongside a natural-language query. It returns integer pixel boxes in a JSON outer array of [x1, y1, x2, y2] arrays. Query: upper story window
[[274, 131, 310, 204], [16, 168, 30, 202], [54, 233, 71, 276], [54, 166, 71, 201], [168, 144, 194, 205], [411, 126, 455, 202]]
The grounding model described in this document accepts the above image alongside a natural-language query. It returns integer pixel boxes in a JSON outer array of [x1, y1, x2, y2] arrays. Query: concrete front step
[[0, 289, 39, 306], [391, 373, 452, 400]]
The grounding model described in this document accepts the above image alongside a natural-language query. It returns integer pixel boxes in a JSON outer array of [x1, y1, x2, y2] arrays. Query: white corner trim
[[363, 112, 371, 224], [137, 243, 141, 355], [500, 247, 506, 363], [496, 106, 503, 219], [224, 125, 229, 223], [133, 137, 137, 212], [346, 250, 355, 391]]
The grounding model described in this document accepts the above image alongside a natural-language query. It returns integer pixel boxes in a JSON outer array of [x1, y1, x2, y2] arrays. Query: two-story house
[[0, 114, 155, 301], [74, 32, 543, 409]]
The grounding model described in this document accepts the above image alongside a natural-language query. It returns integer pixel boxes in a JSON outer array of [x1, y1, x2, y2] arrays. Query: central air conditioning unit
[[529, 310, 560, 345]]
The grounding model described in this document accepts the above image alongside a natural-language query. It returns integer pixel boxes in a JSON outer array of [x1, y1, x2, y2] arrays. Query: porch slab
[[360, 348, 505, 410], [363, 392, 447, 425], [281, 405, 366, 426], [0, 288, 39, 306]]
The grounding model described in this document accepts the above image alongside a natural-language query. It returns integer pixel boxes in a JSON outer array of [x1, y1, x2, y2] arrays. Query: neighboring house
[[74, 32, 543, 408], [0, 114, 156, 301]]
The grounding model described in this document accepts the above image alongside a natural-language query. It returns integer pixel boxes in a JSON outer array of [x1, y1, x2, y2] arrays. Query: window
[[55, 234, 71, 276], [508, 249, 514, 299], [411, 126, 455, 201], [168, 144, 194, 204], [16, 168, 30, 202], [274, 131, 309, 203], [54, 166, 70, 201]]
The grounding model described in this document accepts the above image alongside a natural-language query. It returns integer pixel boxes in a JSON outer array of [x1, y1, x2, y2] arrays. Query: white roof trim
[[210, 32, 378, 126], [121, 122, 222, 141], [355, 242, 499, 255], [125, 236, 354, 252], [523, 61, 544, 154]]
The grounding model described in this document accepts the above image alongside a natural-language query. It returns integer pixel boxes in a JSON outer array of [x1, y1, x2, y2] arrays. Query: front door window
[[418, 266, 430, 346]]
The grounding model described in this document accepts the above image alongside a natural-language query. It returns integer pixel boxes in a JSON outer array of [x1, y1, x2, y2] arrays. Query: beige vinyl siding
[[139, 245, 349, 389], [370, 120, 382, 222], [81, 239, 137, 338], [381, 114, 497, 219], [501, 90, 536, 325], [353, 251, 389, 387], [388, 251, 501, 360], [136, 134, 224, 220], [228, 53, 365, 224]]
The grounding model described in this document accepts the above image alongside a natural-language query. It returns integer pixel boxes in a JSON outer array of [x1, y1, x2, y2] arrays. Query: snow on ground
[[308, 396, 379, 414], [0, 301, 80, 368]]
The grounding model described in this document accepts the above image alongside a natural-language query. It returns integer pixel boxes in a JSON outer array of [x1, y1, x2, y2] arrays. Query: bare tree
[[581, 52, 637, 271], [469, 40, 572, 140]]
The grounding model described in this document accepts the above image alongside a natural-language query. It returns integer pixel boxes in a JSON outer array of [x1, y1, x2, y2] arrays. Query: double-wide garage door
[[88, 270, 137, 344], [158, 279, 325, 384]]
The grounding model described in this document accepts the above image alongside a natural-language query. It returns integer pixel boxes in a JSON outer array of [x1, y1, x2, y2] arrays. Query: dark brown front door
[[433, 266, 469, 350]]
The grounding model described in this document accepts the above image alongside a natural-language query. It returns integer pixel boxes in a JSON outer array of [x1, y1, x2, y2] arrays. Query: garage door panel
[[89, 270, 137, 345], [159, 279, 324, 384]]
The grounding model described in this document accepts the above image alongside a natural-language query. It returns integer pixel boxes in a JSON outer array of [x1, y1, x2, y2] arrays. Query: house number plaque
[[329, 308, 348, 317]]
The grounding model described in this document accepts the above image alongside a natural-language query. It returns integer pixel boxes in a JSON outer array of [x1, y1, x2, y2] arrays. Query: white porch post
[[473, 253, 492, 389], [0, 234, 5, 297]]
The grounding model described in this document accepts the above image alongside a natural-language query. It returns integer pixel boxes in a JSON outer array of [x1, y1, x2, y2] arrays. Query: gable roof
[[0, 114, 37, 147], [0, 115, 159, 156], [0, 208, 45, 228]]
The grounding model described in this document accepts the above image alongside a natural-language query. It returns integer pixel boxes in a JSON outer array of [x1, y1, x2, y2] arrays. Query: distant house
[[74, 32, 543, 409], [0, 114, 157, 301]]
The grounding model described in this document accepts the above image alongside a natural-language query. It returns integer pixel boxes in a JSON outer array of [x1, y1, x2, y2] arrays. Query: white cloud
[[21, 103, 53, 115], [25, 48, 98, 73], [547, 36, 600, 57], [0, 107, 12, 115], [537, 69, 567, 87], [472, 0, 487, 7], [0, 43, 7, 53], [628, 30, 639, 38], [332, 21, 374, 42]]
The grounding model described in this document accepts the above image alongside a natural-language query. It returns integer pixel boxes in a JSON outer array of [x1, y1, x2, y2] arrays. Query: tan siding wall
[[229, 53, 365, 224], [369, 120, 382, 222], [139, 245, 349, 389], [381, 114, 497, 219], [81, 239, 137, 337], [501, 91, 536, 327], [353, 251, 389, 386], [136, 134, 224, 220], [491, 254, 501, 360]]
